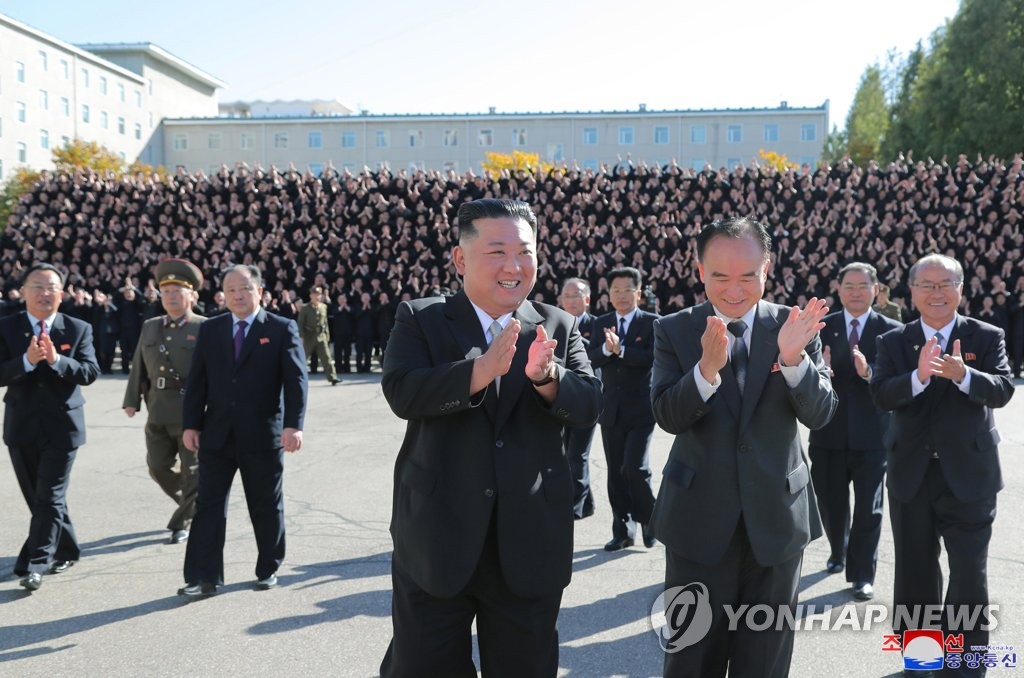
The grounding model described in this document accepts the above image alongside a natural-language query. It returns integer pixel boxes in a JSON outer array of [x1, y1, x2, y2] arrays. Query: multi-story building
[[165, 102, 828, 175], [0, 11, 222, 179]]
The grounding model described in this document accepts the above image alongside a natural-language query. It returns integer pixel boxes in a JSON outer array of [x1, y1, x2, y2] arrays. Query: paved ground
[[2, 372, 1022, 677]]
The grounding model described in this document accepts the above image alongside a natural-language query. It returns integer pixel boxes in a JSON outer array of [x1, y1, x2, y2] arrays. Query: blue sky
[[2, 0, 960, 130]]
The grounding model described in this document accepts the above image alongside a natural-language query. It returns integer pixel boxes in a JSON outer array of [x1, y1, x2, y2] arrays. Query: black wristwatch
[[530, 367, 557, 386]]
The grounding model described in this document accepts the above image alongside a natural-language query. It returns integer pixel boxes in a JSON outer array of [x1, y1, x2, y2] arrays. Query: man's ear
[[453, 246, 466, 276]]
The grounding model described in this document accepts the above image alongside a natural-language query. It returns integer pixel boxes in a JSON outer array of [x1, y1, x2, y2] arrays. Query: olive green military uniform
[[872, 300, 903, 323], [298, 297, 338, 383]]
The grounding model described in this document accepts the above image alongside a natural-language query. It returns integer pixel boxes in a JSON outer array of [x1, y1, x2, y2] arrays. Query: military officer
[[123, 259, 206, 544], [298, 286, 339, 385]]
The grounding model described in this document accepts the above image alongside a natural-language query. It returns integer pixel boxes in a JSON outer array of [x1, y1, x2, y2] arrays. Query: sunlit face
[[910, 261, 963, 330], [223, 270, 263, 319], [160, 283, 195, 318], [608, 275, 641, 316], [21, 269, 64, 319], [558, 281, 590, 317], [697, 235, 769, 318], [837, 269, 878, 317], [453, 217, 537, 318]]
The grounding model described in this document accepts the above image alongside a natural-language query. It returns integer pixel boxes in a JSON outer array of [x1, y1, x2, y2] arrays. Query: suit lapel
[[442, 293, 496, 417], [739, 302, 780, 431]]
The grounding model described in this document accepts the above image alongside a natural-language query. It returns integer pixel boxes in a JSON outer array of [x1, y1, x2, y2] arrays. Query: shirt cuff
[[22, 353, 36, 372], [911, 369, 928, 396], [693, 363, 720, 402], [780, 353, 809, 387], [955, 368, 972, 394]]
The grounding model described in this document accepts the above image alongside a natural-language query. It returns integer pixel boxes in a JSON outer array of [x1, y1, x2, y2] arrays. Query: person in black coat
[[354, 292, 375, 373], [117, 286, 144, 374], [91, 290, 119, 375], [331, 294, 355, 374]]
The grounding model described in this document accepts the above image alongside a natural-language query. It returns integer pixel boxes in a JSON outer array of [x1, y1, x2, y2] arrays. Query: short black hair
[[838, 262, 879, 284], [221, 264, 264, 289], [696, 217, 772, 262], [608, 266, 642, 289], [22, 263, 65, 287], [456, 199, 538, 243]]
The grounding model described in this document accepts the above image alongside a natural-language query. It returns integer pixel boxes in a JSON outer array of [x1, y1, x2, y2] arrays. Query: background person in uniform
[[873, 283, 904, 323], [178, 264, 308, 598], [297, 285, 339, 385], [379, 198, 602, 677], [808, 262, 901, 602], [558, 277, 598, 520], [650, 217, 836, 677], [871, 253, 1014, 672], [0, 263, 100, 592], [122, 259, 206, 545], [588, 266, 659, 551]]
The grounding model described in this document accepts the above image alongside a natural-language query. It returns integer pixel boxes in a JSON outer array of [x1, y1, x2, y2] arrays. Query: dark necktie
[[619, 317, 626, 339], [234, 320, 248, 360], [38, 320, 48, 337], [849, 318, 860, 351], [935, 332, 945, 352], [728, 320, 748, 394]]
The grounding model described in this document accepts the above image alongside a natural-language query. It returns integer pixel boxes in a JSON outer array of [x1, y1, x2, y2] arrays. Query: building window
[[17, 101, 26, 123], [619, 126, 635, 145], [173, 133, 188, 150], [727, 125, 742, 143], [800, 123, 817, 141], [208, 133, 221, 150], [148, 112, 153, 128], [61, 135, 70, 147], [81, 68, 89, 88], [240, 133, 253, 150], [727, 157, 741, 169], [38, 51, 47, 71], [582, 127, 598, 145], [308, 131, 322, 148], [135, 90, 142, 108], [691, 125, 707, 144], [408, 129, 423, 147], [477, 129, 493, 147], [15, 61, 25, 83], [60, 59, 69, 79], [375, 130, 389, 148], [442, 129, 458, 147], [309, 163, 323, 176], [81, 104, 90, 123], [582, 159, 599, 172], [118, 83, 125, 102], [274, 133, 288, 149], [40, 129, 50, 149], [548, 143, 565, 163], [407, 160, 425, 172], [512, 128, 527, 146], [691, 158, 705, 171], [133, 123, 141, 140], [100, 76, 107, 95], [654, 126, 670, 144], [39, 90, 48, 111], [100, 111, 109, 129], [341, 131, 356, 148], [764, 124, 779, 142], [17, 142, 27, 162], [117, 117, 125, 134], [60, 97, 70, 117]]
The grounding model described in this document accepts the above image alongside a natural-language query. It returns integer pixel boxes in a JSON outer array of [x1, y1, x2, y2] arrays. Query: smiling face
[[21, 269, 64, 319], [698, 234, 769, 318], [838, 269, 878, 317], [910, 260, 963, 330], [453, 216, 537, 318]]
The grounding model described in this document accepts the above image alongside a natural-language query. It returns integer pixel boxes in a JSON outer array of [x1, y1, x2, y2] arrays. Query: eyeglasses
[[911, 281, 962, 292], [840, 283, 873, 292], [609, 288, 638, 295], [24, 284, 62, 293]]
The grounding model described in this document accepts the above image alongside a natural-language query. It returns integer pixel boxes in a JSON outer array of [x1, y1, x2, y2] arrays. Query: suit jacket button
[[739, 444, 750, 453], [484, 488, 495, 497], [556, 408, 568, 418], [495, 440, 504, 448]]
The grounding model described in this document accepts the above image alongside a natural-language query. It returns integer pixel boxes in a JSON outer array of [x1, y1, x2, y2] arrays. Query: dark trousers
[[9, 444, 80, 575], [663, 521, 802, 678], [333, 335, 352, 373], [808, 444, 885, 584], [601, 421, 655, 539], [381, 519, 562, 678], [890, 459, 995, 676], [183, 440, 285, 584], [145, 421, 198, 531], [355, 336, 373, 372], [563, 424, 596, 518], [119, 334, 138, 373]]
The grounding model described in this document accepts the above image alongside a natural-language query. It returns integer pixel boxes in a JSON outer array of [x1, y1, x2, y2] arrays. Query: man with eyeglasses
[[0, 263, 100, 592], [588, 266, 660, 551], [808, 262, 901, 603], [872, 253, 1014, 675], [559, 277, 598, 519]]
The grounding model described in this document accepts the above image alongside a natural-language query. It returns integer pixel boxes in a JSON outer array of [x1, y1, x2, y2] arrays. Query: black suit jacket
[[871, 316, 1014, 503], [588, 309, 658, 427], [809, 310, 902, 450], [650, 301, 837, 566], [382, 292, 603, 598], [183, 308, 308, 451], [577, 312, 596, 348], [0, 312, 100, 449]]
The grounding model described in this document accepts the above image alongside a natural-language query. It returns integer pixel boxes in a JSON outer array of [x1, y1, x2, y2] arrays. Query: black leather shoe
[[49, 560, 74, 574], [604, 537, 634, 552], [329, 378, 341, 385], [178, 582, 217, 598], [642, 524, 657, 548], [170, 529, 189, 544], [826, 559, 845, 574], [255, 573, 278, 590], [20, 573, 42, 591], [852, 582, 874, 601]]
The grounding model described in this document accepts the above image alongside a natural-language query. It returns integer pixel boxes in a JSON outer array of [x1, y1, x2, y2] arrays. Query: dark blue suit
[[563, 311, 598, 518], [182, 308, 307, 584], [0, 312, 99, 574]]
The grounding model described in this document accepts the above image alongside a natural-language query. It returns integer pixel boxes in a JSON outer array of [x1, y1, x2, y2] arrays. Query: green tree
[[821, 125, 849, 165], [881, 42, 926, 160], [845, 64, 890, 166], [0, 167, 42, 231]]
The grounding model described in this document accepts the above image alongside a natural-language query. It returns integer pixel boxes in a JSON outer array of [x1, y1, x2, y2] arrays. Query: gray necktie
[[488, 320, 503, 394], [728, 320, 748, 394], [934, 332, 945, 352]]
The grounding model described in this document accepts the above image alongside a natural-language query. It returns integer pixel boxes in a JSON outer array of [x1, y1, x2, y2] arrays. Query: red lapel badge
[[259, 337, 270, 345], [770, 362, 782, 373], [964, 352, 977, 362]]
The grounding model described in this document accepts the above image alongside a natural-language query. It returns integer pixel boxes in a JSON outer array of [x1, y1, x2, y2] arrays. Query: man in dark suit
[[558, 277, 598, 520], [871, 254, 1014, 675], [331, 293, 354, 374], [179, 264, 308, 598], [379, 199, 602, 677], [809, 262, 901, 602], [589, 266, 660, 551], [651, 218, 836, 677], [0, 263, 100, 592]]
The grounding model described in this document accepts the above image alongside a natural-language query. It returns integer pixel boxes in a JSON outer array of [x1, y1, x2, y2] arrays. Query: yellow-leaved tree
[[480, 150, 552, 179]]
